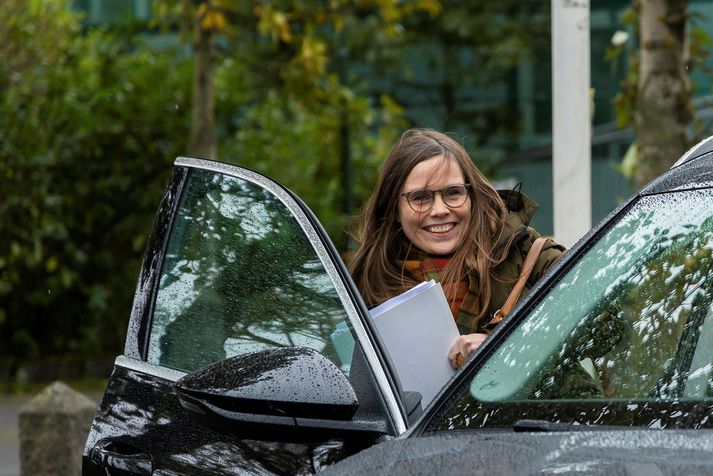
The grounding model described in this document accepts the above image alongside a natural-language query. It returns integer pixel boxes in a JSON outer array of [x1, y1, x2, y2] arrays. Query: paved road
[[0, 395, 27, 476], [0, 392, 101, 476]]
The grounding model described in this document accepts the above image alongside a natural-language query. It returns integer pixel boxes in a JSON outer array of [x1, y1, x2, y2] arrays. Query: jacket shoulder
[[517, 227, 566, 284]]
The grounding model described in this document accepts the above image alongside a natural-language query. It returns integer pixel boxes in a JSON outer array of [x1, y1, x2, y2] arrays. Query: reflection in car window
[[147, 170, 356, 374], [433, 189, 713, 430]]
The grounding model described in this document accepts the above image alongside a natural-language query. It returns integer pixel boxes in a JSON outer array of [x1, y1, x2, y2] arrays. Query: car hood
[[320, 429, 713, 475]]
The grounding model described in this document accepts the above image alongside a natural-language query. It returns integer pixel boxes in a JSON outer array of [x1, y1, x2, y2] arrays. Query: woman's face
[[397, 155, 471, 256]]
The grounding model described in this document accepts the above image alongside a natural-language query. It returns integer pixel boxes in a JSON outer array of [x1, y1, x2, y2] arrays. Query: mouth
[[424, 223, 456, 234]]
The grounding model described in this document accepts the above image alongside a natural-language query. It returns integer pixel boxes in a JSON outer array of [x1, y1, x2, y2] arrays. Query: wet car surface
[[322, 430, 713, 475], [84, 137, 713, 475]]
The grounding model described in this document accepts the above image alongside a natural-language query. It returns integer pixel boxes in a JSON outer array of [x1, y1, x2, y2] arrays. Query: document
[[369, 280, 459, 407]]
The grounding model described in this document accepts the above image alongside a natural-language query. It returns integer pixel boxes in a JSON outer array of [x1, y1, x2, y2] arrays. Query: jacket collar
[[494, 190, 539, 254]]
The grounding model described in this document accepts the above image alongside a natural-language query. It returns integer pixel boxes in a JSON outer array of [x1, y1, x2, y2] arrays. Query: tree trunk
[[188, 15, 217, 159], [634, 0, 690, 188]]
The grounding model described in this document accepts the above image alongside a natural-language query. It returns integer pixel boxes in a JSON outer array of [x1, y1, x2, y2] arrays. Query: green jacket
[[482, 190, 565, 324]]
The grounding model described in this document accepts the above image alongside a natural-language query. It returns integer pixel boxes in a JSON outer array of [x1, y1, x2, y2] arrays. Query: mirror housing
[[175, 347, 384, 441]]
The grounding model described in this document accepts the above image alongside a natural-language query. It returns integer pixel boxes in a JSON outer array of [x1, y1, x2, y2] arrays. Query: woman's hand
[[448, 333, 488, 369]]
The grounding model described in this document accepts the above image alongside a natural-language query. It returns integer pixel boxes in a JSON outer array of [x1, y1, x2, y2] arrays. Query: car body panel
[[85, 361, 339, 475], [643, 151, 713, 194], [321, 429, 713, 475], [672, 136, 713, 169]]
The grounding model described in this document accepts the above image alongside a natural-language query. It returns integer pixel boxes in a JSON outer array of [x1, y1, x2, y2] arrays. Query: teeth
[[426, 224, 454, 233]]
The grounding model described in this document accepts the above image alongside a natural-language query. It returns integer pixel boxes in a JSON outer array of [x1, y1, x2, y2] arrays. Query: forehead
[[402, 155, 464, 190]]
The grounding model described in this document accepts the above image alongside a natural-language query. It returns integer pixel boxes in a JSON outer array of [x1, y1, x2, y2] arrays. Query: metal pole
[[552, 0, 591, 248]]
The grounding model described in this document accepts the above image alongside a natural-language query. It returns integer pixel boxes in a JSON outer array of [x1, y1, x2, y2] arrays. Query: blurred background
[[1, 0, 713, 390]]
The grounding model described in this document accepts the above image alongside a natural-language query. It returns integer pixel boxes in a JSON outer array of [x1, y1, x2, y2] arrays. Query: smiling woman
[[349, 128, 565, 368], [397, 157, 472, 256]]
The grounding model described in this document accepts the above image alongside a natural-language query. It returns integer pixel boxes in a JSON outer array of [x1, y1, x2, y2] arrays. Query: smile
[[425, 223, 455, 233]]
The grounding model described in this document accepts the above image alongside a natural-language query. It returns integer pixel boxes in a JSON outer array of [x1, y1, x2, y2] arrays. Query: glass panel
[[434, 189, 713, 430], [147, 169, 356, 374]]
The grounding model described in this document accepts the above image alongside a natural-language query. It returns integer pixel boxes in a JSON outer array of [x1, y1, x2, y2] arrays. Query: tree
[[610, 1, 713, 188], [153, 1, 436, 243], [634, 0, 691, 187], [152, 1, 239, 159], [188, 2, 219, 158]]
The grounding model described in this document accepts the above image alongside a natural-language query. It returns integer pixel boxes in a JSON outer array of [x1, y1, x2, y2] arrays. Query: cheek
[[397, 205, 423, 238], [463, 198, 473, 220], [457, 205, 472, 236], [397, 201, 413, 226]]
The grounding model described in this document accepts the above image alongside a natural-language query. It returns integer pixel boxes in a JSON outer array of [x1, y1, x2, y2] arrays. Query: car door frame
[[119, 156, 409, 432]]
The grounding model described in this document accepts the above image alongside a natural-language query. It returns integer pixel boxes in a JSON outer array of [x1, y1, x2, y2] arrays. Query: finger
[[457, 336, 478, 358], [464, 339, 480, 356], [448, 336, 466, 360]]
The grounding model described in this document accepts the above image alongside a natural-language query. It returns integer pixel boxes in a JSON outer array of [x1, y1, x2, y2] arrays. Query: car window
[[432, 188, 713, 430], [146, 169, 356, 374]]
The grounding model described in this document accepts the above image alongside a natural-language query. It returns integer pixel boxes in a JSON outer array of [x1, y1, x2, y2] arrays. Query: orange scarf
[[402, 257, 471, 324]]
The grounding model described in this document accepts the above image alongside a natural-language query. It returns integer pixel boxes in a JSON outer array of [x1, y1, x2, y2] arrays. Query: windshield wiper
[[513, 419, 635, 433]]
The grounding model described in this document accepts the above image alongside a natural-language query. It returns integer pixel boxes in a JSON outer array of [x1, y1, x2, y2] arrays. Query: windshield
[[432, 188, 713, 430]]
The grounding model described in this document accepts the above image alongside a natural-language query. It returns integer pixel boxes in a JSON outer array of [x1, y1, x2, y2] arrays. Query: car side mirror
[[175, 347, 383, 441]]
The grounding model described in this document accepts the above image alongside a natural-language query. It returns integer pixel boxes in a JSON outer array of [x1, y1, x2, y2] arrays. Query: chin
[[424, 244, 457, 256]]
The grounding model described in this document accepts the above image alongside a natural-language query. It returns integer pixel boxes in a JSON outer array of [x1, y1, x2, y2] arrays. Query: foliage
[[606, 6, 639, 129], [150, 0, 546, 237], [0, 0, 191, 360], [364, 0, 551, 163], [151, 0, 420, 240], [608, 3, 712, 141]]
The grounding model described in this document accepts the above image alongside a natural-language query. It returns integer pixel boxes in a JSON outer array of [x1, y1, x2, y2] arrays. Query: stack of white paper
[[370, 280, 459, 407]]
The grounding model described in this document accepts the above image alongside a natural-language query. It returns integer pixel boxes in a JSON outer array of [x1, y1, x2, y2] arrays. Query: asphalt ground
[[0, 395, 27, 476]]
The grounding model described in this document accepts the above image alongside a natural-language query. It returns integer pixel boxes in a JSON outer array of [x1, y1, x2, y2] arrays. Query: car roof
[[671, 135, 713, 169], [642, 143, 713, 195]]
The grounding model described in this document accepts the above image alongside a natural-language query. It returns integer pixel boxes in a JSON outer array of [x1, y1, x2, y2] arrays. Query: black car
[[84, 137, 713, 475]]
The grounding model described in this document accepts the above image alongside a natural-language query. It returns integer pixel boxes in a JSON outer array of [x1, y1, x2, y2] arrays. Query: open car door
[[82, 158, 410, 475]]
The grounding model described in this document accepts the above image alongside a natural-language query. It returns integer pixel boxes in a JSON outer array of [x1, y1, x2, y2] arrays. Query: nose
[[429, 192, 450, 216]]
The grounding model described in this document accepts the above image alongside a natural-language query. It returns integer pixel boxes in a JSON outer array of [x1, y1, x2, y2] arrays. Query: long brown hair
[[349, 128, 513, 317]]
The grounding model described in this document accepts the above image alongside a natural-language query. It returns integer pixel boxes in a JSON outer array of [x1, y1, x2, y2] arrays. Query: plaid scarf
[[401, 256, 486, 334]]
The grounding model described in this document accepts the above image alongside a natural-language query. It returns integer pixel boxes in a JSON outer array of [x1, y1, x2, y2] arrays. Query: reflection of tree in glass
[[154, 171, 347, 372], [532, 212, 713, 400]]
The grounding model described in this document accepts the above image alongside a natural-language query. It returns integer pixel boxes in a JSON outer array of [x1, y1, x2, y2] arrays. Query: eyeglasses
[[400, 183, 471, 212]]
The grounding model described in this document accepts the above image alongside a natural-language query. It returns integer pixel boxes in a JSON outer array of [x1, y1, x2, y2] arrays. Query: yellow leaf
[[45, 256, 58, 273], [202, 10, 227, 32], [273, 12, 292, 42], [298, 36, 327, 75], [419, 0, 442, 17], [197, 2, 208, 18]]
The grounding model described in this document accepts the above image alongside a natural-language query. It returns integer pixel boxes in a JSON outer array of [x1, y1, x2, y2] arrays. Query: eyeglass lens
[[406, 184, 469, 211]]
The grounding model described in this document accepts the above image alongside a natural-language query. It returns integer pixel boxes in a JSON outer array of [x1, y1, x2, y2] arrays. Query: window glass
[[433, 189, 713, 430], [147, 169, 356, 374]]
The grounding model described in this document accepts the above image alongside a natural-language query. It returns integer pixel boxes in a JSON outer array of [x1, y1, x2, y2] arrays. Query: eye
[[443, 185, 466, 198], [408, 190, 433, 204]]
